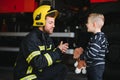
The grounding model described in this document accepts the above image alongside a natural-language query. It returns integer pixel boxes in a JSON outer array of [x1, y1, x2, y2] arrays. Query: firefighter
[[14, 5, 69, 80]]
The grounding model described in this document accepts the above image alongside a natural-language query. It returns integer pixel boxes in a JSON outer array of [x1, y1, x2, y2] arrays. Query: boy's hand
[[73, 47, 84, 59]]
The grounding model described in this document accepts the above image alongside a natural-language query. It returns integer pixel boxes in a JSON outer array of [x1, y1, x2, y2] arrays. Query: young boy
[[77, 13, 109, 80]]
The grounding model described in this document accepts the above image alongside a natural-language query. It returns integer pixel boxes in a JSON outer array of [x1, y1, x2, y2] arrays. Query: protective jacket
[[14, 28, 65, 80]]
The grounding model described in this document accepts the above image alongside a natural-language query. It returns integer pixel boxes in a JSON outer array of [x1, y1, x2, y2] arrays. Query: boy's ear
[[93, 22, 97, 27]]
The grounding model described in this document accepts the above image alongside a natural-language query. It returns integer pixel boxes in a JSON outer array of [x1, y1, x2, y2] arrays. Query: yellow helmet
[[33, 5, 58, 27]]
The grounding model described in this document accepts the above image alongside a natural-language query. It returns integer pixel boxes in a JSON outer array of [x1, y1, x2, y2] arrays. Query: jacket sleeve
[[21, 37, 62, 70], [80, 34, 102, 61]]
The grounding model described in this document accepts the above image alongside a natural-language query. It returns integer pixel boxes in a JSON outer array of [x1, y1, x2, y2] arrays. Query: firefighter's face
[[44, 16, 55, 34]]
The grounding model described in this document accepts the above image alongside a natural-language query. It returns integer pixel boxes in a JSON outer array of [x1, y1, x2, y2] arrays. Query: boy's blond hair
[[89, 13, 104, 28]]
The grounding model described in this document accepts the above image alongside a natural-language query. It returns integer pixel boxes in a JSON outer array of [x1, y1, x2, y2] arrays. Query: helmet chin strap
[[38, 26, 44, 31], [40, 26, 48, 34], [43, 26, 46, 32]]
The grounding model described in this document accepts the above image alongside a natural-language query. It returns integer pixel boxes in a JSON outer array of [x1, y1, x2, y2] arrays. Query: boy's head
[[86, 13, 104, 33]]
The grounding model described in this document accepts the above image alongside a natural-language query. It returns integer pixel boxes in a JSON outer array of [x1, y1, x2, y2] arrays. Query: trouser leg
[[39, 63, 68, 80]]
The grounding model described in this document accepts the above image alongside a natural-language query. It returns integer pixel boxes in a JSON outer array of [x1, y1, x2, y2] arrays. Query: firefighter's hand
[[73, 47, 84, 59], [58, 41, 69, 53]]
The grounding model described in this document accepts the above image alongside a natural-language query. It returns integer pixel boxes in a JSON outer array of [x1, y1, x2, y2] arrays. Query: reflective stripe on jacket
[[14, 28, 62, 79]]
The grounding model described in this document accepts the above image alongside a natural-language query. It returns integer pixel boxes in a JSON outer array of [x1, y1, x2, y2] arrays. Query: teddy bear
[[73, 47, 87, 74]]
